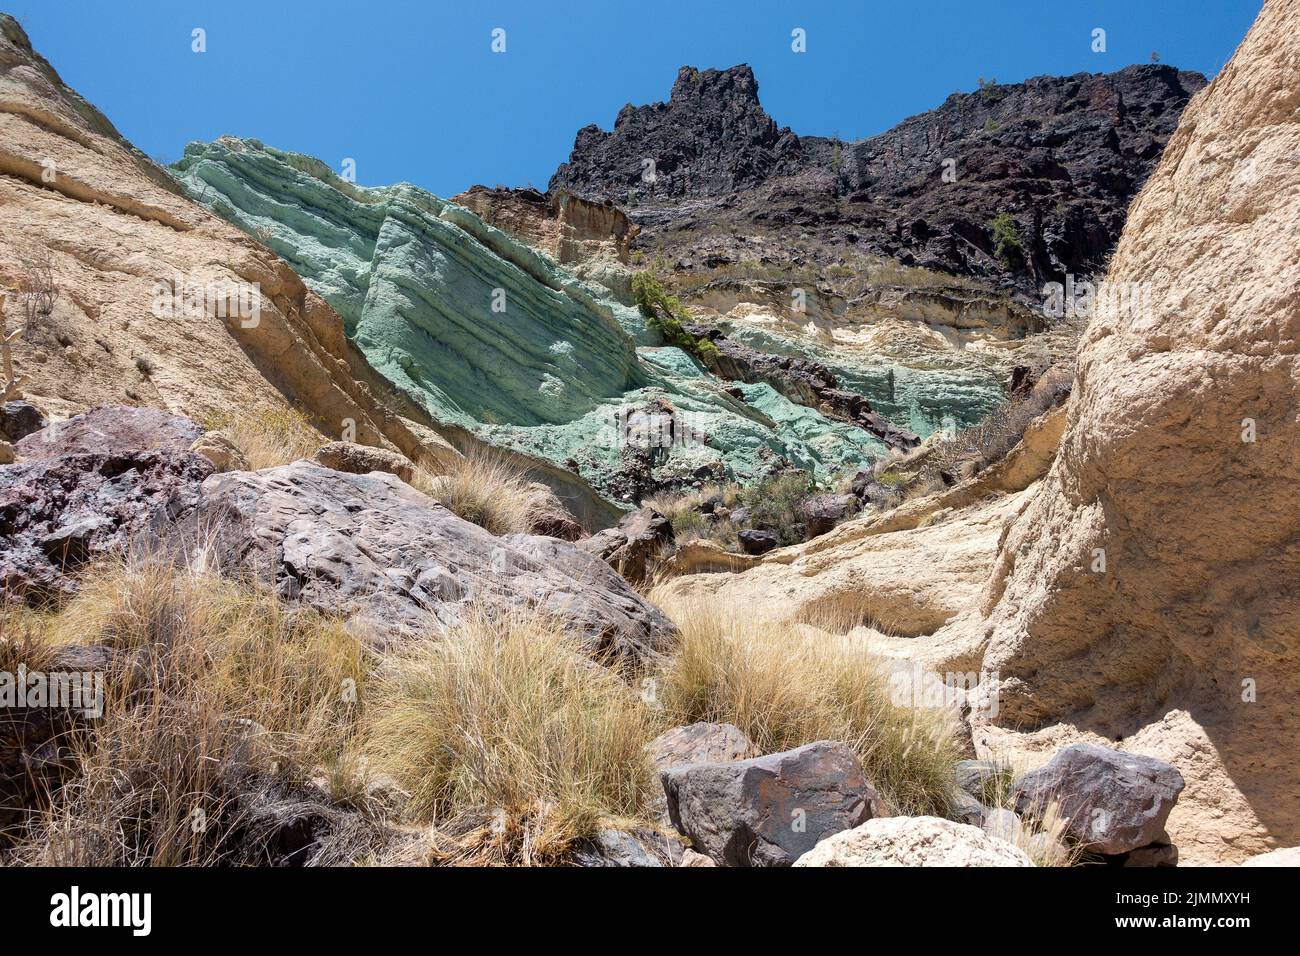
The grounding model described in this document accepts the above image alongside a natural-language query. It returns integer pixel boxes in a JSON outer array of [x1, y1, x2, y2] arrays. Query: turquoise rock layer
[[174, 138, 887, 496], [716, 324, 1006, 440]]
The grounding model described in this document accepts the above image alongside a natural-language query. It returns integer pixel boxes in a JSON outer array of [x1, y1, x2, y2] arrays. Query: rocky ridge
[[551, 62, 1206, 292]]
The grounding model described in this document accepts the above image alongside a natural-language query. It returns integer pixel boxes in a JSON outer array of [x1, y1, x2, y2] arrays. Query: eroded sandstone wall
[[973, 0, 1300, 862]]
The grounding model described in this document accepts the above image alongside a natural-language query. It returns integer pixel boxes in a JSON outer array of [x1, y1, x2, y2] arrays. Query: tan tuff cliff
[[970, 0, 1300, 863]]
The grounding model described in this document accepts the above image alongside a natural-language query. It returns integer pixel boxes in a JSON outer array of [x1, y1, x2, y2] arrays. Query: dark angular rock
[[659, 740, 884, 866], [1012, 743, 1185, 855], [0, 400, 46, 442], [0, 450, 213, 600], [799, 493, 860, 538], [737, 528, 778, 555]]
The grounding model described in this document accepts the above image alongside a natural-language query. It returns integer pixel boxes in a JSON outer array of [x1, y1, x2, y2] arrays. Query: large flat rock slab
[[187, 461, 676, 663]]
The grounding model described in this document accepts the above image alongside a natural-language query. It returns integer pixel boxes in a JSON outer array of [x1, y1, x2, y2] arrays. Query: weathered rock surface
[[793, 815, 1033, 867], [648, 722, 760, 770], [450, 185, 639, 299], [1012, 744, 1184, 856], [312, 440, 415, 483], [0, 449, 212, 599], [659, 740, 883, 866], [578, 507, 672, 582], [963, 0, 1300, 863], [570, 828, 670, 868], [185, 461, 675, 664], [799, 493, 860, 539], [736, 528, 778, 555], [15, 405, 202, 459], [522, 481, 585, 541]]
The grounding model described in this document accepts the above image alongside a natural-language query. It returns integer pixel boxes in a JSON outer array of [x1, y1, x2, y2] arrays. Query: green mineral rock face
[[174, 138, 888, 500]]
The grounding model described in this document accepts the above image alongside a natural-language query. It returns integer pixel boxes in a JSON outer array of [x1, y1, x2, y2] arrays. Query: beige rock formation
[[659, 0, 1300, 863], [451, 185, 639, 299], [962, 0, 1300, 864]]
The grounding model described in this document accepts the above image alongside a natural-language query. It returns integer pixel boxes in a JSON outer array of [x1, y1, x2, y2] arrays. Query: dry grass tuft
[[203, 405, 328, 471], [648, 589, 959, 816], [363, 606, 657, 864], [5, 556, 367, 865], [410, 450, 548, 536]]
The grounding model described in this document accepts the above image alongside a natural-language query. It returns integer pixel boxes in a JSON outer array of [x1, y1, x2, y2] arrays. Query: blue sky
[[7, 0, 1262, 197]]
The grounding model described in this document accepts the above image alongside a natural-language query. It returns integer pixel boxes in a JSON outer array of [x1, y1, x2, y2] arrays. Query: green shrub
[[631, 271, 721, 367], [739, 470, 818, 546], [990, 212, 1023, 264]]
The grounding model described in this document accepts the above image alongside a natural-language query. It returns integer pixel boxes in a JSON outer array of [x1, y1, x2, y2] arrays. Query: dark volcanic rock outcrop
[[551, 63, 1206, 291], [0, 450, 213, 599]]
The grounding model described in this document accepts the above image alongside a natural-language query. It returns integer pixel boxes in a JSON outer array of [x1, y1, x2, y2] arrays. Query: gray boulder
[[659, 740, 884, 866], [1012, 743, 1185, 855], [185, 461, 676, 665]]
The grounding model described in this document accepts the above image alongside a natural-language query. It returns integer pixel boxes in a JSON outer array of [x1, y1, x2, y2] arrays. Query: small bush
[[411, 450, 548, 537], [631, 271, 720, 366], [649, 590, 959, 816], [203, 405, 327, 471], [738, 470, 818, 546], [364, 607, 658, 863], [990, 212, 1022, 264]]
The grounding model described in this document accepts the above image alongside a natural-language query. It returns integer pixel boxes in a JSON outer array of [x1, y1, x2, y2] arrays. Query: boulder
[[184, 461, 676, 665], [578, 507, 673, 582], [0, 450, 213, 599], [951, 789, 987, 828], [737, 528, 778, 555], [648, 722, 760, 770], [189, 431, 249, 473], [312, 440, 415, 483], [522, 481, 584, 541], [15, 405, 202, 459], [0, 440, 12, 465], [0, 400, 46, 442], [659, 740, 883, 866], [1012, 744, 1184, 855], [799, 493, 859, 538], [793, 816, 1034, 867]]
